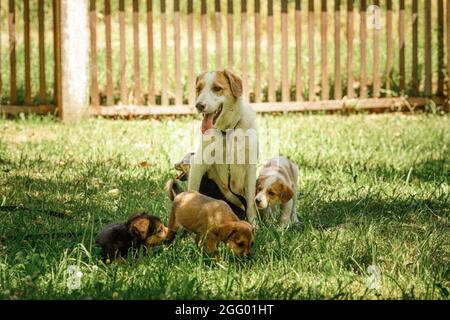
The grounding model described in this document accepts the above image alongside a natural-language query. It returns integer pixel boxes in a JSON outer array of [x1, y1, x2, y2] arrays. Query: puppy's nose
[[195, 103, 206, 112], [255, 198, 261, 205]]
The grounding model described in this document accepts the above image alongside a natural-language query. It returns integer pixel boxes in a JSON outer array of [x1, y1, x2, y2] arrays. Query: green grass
[[0, 113, 449, 299]]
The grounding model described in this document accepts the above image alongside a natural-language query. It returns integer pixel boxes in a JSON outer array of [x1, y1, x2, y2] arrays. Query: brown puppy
[[95, 212, 168, 261], [165, 179, 254, 257]]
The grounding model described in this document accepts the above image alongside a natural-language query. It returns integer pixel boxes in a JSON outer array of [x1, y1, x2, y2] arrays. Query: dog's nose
[[255, 198, 261, 205], [195, 103, 206, 112]]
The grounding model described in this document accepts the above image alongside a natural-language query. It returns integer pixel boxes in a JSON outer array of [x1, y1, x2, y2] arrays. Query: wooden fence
[[0, 1, 449, 120]]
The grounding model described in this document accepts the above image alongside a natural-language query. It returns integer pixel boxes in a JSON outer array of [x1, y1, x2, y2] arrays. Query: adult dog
[[188, 70, 258, 224]]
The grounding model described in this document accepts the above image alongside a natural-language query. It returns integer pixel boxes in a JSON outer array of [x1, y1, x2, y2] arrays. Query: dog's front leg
[[278, 199, 294, 228], [245, 164, 257, 225], [187, 163, 207, 191]]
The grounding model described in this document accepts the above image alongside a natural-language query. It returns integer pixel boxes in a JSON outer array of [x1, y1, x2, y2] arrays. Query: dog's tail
[[165, 179, 184, 202]]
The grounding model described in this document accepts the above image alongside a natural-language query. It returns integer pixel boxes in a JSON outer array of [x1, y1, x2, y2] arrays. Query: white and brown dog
[[255, 157, 300, 228], [188, 70, 258, 225]]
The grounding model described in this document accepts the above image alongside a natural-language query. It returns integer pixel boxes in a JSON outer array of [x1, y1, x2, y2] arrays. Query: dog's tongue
[[201, 113, 214, 134]]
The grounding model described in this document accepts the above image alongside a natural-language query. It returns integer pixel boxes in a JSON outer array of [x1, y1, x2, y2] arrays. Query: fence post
[[56, 0, 89, 122]]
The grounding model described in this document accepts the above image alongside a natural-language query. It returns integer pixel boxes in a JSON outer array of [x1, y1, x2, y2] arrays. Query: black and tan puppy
[[165, 179, 254, 257], [95, 212, 168, 261]]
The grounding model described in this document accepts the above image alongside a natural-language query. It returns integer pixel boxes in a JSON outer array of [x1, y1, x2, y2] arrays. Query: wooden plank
[[334, 0, 341, 99], [53, 0, 62, 113], [8, 0, 17, 105], [132, 0, 141, 105], [281, 0, 289, 102], [359, 0, 367, 98], [295, 0, 303, 101], [308, 0, 315, 101], [119, 0, 127, 104], [399, 0, 405, 93], [386, 0, 392, 96], [321, 0, 328, 100], [267, 0, 275, 102], [91, 97, 446, 117], [437, 0, 444, 96], [241, 0, 248, 99], [147, 0, 155, 105], [227, 0, 234, 69], [412, 0, 419, 95], [105, 0, 113, 105], [201, 0, 207, 71], [89, 0, 99, 108], [174, 0, 182, 105], [0, 0, 2, 101], [1, 105, 57, 115], [215, 0, 222, 69], [187, 0, 195, 105], [24, 0, 31, 105], [254, 0, 261, 102], [373, 0, 381, 98], [346, 0, 353, 98], [38, 0, 46, 104], [160, 0, 168, 105], [424, 0, 432, 96]]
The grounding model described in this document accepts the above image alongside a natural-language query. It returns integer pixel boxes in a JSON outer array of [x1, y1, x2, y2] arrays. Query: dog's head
[[255, 171, 294, 209], [174, 152, 194, 181], [127, 212, 168, 247], [195, 69, 242, 134], [214, 221, 254, 257]]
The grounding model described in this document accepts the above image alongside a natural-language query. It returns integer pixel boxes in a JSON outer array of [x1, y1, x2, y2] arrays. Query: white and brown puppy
[[188, 70, 258, 225], [255, 157, 300, 228]]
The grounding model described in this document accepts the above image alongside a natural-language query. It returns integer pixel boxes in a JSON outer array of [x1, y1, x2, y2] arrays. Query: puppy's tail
[[165, 179, 184, 202]]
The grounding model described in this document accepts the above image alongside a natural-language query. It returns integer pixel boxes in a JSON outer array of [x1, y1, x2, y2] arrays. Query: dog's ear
[[214, 223, 237, 241], [280, 184, 294, 204], [128, 216, 150, 240], [223, 69, 243, 98]]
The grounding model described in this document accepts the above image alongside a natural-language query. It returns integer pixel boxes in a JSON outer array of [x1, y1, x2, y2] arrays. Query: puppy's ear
[[214, 223, 237, 241], [223, 69, 243, 98], [280, 184, 294, 204], [128, 217, 150, 240]]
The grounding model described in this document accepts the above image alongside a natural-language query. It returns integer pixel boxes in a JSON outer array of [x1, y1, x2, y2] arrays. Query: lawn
[[0, 113, 449, 299]]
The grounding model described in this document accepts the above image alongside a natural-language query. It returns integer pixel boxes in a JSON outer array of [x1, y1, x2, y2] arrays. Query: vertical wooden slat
[[133, 0, 141, 104], [334, 0, 341, 99], [147, 0, 155, 105], [386, 0, 393, 96], [424, 0, 432, 96], [0, 0, 2, 102], [227, 0, 234, 69], [308, 0, 315, 101], [295, 0, 303, 101], [254, 0, 261, 102], [399, 0, 405, 93], [38, 0, 46, 104], [321, 0, 328, 100], [201, 0, 208, 71], [346, 0, 353, 98], [119, 0, 127, 104], [187, 0, 195, 105], [161, 0, 168, 105], [89, 0, 99, 108], [215, 0, 222, 69], [174, 0, 182, 105], [53, 0, 62, 111], [105, 0, 113, 105], [281, 0, 289, 102], [437, 0, 444, 96], [8, 0, 16, 105], [359, 0, 367, 98], [373, 0, 381, 98], [241, 0, 248, 99], [267, 0, 275, 102], [24, 0, 31, 105], [412, 0, 419, 95]]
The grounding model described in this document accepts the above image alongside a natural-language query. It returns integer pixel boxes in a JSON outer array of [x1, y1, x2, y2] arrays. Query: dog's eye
[[268, 191, 275, 196], [212, 86, 222, 92], [237, 242, 244, 247]]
